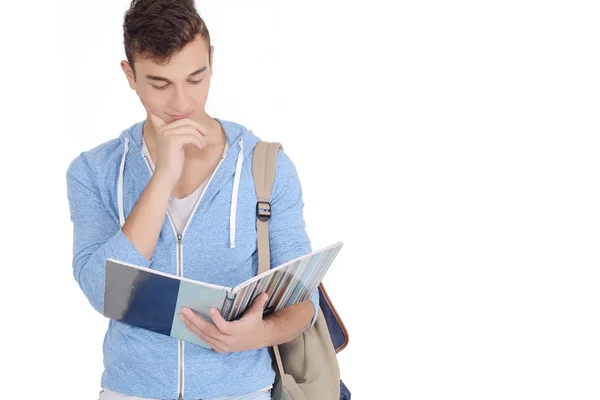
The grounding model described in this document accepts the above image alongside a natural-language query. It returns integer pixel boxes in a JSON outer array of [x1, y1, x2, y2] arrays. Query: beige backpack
[[251, 141, 350, 400]]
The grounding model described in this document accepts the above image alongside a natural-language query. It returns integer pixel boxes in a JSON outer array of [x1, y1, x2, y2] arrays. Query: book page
[[225, 241, 343, 321]]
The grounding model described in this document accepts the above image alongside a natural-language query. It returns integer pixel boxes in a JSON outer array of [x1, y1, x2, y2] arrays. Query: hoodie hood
[[116, 117, 261, 249]]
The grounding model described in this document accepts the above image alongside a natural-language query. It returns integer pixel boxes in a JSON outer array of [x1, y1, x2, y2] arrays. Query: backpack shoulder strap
[[252, 141, 283, 275], [252, 140, 350, 357]]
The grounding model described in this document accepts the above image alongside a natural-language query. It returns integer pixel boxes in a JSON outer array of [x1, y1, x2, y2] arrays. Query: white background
[[1, 0, 599, 399]]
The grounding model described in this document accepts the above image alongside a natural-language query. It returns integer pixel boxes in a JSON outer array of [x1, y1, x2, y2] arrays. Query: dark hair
[[123, 0, 211, 78]]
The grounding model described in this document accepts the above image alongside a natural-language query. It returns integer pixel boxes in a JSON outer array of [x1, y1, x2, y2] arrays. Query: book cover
[[103, 241, 343, 349]]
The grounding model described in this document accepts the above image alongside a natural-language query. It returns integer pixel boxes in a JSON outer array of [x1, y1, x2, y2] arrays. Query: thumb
[[249, 293, 269, 315], [140, 97, 166, 130]]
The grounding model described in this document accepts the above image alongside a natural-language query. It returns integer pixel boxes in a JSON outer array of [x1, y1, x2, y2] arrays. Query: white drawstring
[[118, 134, 243, 246], [118, 137, 130, 228], [230, 139, 244, 248]]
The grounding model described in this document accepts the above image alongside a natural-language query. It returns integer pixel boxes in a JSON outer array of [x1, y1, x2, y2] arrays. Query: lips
[[169, 112, 192, 119]]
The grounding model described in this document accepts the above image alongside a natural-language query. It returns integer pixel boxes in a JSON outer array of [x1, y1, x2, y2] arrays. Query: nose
[[170, 86, 192, 116]]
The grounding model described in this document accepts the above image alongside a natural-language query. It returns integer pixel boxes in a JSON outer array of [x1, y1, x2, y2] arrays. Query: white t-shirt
[[141, 138, 228, 234]]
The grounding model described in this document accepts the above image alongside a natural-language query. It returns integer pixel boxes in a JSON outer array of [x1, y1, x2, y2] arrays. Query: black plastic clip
[[256, 201, 271, 222]]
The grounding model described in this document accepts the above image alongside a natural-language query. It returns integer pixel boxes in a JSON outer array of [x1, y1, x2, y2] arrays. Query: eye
[[152, 79, 202, 90]]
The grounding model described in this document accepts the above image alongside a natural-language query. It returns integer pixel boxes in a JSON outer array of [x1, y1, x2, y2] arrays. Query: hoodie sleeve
[[268, 150, 319, 329], [66, 153, 152, 314]]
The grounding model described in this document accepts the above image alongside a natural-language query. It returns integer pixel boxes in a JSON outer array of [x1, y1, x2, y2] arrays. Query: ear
[[209, 46, 214, 77], [120, 60, 136, 90]]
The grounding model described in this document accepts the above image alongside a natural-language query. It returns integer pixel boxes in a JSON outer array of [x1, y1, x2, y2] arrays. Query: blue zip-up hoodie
[[66, 118, 319, 399]]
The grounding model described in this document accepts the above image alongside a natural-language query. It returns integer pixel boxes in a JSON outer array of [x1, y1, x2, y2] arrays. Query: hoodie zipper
[[143, 151, 227, 400], [176, 233, 183, 400]]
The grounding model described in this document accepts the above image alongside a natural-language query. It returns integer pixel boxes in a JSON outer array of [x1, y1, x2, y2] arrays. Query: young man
[[65, 1, 319, 399]]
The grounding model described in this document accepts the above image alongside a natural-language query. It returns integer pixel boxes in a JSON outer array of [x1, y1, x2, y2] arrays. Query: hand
[[140, 98, 208, 187], [179, 293, 271, 353]]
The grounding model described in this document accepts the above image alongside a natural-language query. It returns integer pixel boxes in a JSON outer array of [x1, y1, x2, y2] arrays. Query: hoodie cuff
[[103, 229, 153, 268]]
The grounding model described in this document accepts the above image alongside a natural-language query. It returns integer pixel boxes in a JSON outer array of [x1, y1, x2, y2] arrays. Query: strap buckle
[[256, 201, 271, 222]]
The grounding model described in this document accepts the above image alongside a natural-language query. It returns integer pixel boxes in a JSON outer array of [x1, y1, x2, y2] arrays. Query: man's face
[[121, 34, 213, 124]]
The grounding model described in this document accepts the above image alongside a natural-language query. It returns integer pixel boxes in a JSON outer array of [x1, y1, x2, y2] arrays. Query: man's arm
[[262, 299, 316, 346], [120, 170, 172, 259], [266, 150, 320, 328], [66, 154, 165, 313]]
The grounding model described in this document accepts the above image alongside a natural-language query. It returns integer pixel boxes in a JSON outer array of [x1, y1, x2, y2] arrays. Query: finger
[[177, 133, 206, 151], [181, 308, 225, 340], [158, 126, 206, 151], [172, 117, 209, 137], [159, 126, 206, 149], [157, 117, 208, 136], [179, 312, 223, 344], [249, 293, 269, 316], [162, 125, 205, 141], [209, 308, 233, 335], [183, 319, 223, 351]]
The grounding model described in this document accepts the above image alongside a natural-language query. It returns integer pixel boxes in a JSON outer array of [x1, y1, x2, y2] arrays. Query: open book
[[103, 241, 343, 349]]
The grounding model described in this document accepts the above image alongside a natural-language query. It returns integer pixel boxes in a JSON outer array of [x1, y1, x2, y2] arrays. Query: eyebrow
[[146, 67, 207, 83]]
